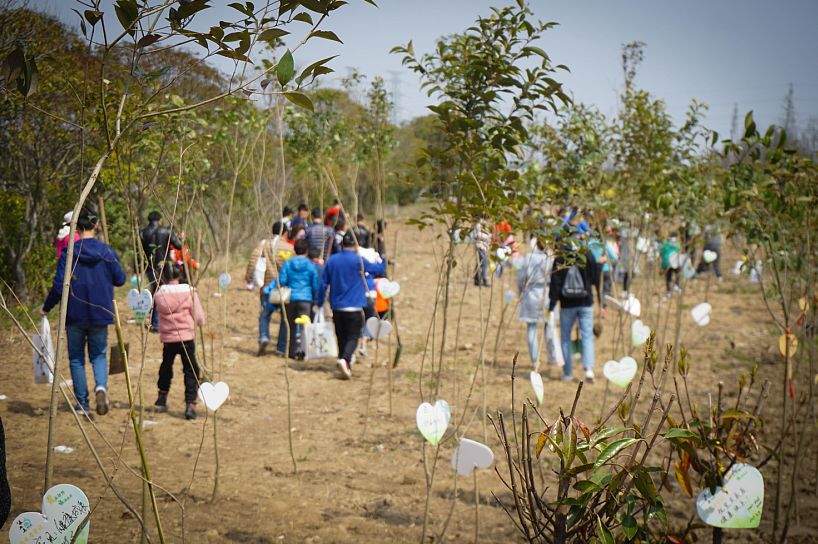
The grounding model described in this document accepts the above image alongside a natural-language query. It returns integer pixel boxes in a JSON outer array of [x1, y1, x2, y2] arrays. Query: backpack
[[561, 264, 589, 300]]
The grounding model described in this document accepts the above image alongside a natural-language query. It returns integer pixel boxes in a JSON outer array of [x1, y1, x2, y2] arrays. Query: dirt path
[[1, 211, 813, 543]]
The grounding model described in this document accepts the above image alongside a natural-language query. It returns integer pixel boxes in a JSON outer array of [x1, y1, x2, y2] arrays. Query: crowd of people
[[507, 207, 724, 383], [39, 201, 390, 420]]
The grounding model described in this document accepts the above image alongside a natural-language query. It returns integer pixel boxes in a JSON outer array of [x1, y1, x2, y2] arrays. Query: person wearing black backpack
[[548, 245, 600, 383]]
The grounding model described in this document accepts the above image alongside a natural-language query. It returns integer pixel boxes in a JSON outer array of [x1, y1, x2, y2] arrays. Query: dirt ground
[[2, 208, 817, 543]]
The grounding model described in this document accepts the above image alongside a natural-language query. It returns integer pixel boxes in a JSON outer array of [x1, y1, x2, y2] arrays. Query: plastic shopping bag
[[545, 310, 565, 368], [32, 317, 55, 384], [304, 310, 338, 361]]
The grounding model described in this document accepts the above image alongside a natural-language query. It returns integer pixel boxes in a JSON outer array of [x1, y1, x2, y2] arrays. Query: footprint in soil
[[7, 400, 40, 417]]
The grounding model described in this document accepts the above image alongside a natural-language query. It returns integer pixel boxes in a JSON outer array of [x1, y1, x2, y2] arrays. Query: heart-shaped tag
[[696, 463, 764, 528], [197, 381, 229, 411], [691, 302, 712, 326], [9, 484, 90, 544], [218, 272, 231, 291], [530, 371, 544, 405], [126, 289, 153, 323], [376, 279, 400, 299], [603, 357, 637, 388], [636, 237, 650, 253], [451, 438, 494, 475], [416, 399, 450, 446], [703, 250, 718, 264], [731, 260, 744, 275], [623, 294, 641, 318], [366, 317, 393, 339], [669, 252, 684, 269], [631, 320, 650, 347]]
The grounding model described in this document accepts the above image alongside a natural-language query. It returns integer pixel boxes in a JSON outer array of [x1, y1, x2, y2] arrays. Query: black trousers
[[285, 300, 313, 357], [665, 267, 679, 292], [158, 340, 200, 403], [333, 310, 364, 364]]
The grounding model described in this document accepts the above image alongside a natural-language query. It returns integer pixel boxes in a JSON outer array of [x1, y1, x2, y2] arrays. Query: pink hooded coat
[[154, 282, 205, 343]]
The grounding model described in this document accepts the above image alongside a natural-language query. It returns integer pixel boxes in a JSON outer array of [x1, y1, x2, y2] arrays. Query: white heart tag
[[731, 260, 743, 275], [691, 302, 712, 326], [636, 237, 650, 253], [696, 463, 764, 528], [603, 357, 637, 388], [197, 381, 229, 411], [126, 288, 153, 323], [218, 272, 231, 290], [416, 400, 451, 446], [631, 320, 650, 347], [669, 252, 683, 269], [451, 437, 494, 476], [530, 371, 544, 405], [703, 250, 718, 264], [623, 294, 641, 318], [376, 279, 400, 299], [9, 484, 90, 544], [366, 317, 393, 339]]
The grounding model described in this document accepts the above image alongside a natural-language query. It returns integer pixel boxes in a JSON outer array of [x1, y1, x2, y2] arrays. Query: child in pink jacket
[[154, 265, 205, 420]]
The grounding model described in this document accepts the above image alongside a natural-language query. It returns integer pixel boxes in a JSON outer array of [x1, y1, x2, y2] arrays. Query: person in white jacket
[[518, 237, 561, 369]]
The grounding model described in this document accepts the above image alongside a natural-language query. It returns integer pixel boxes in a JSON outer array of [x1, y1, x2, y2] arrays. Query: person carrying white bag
[[32, 317, 55, 384]]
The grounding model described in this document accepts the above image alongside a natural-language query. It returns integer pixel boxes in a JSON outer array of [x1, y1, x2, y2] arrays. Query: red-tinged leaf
[[674, 460, 693, 498], [137, 33, 161, 48]]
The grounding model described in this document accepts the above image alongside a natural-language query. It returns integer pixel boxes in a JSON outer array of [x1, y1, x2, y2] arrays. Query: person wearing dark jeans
[[279, 239, 320, 358], [0, 416, 10, 528], [333, 310, 365, 366], [319, 230, 386, 379]]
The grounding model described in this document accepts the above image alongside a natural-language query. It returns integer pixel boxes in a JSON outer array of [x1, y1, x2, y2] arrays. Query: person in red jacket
[[153, 265, 205, 420]]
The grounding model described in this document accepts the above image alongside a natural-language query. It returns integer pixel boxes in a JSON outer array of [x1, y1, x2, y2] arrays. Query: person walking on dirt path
[[471, 218, 491, 287], [548, 239, 600, 383], [319, 231, 386, 379], [40, 206, 126, 416], [696, 225, 723, 282], [140, 210, 183, 332], [589, 227, 619, 317], [356, 213, 371, 249], [278, 238, 319, 359], [660, 233, 682, 298], [245, 221, 294, 356], [282, 206, 294, 231], [291, 204, 310, 230], [325, 199, 343, 227], [305, 208, 336, 264], [55, 211, 80, 260], [153, 265, 205, 420], [518, 237, 557, 369], [333, 216, 348, 255]]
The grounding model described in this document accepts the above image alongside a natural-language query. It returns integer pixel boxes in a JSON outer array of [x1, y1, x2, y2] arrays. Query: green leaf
[[593, 438, 641, 470], [662, 428, 699, 441], [259, 28, 290, 43], [84, 9, 103, 26], [114, 0, 138, 37], [293, 12, 313, 24], [621, 514, 638, 540], [573, 480, 600, 494], [309, 30, 343, 43], [284, 91, 313, 112], [595, 516, 614, 544], [178, 0, 211, 20], [276, 49, 295, 86]]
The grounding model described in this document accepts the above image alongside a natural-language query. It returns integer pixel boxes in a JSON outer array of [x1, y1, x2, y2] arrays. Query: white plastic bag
[[304, 310, 338, 361], [252, 240, 268, 289], [545, 310, 565, 367], [32, 317, 55, 384]]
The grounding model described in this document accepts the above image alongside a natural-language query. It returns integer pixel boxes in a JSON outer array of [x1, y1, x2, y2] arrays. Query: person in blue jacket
[[278, 239, 319, 359], [40, 207, 126, 416], [319, 230, 386, 379]]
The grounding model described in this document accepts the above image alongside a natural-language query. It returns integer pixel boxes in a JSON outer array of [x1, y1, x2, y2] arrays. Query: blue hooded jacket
[[320, 249, 386, 310], [278, 256, 319, 303], [43, 237, 127, 326]]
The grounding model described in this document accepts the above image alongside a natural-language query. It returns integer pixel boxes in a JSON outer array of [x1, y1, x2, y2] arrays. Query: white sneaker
[[584, 369, 595, 383], [358, 341, 368, 358], [337, 359, 352, 379], [95, 386, 109, 415]]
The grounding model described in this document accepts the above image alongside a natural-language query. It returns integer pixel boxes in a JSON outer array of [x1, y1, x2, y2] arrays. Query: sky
[[32, 0, 818, 138]]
